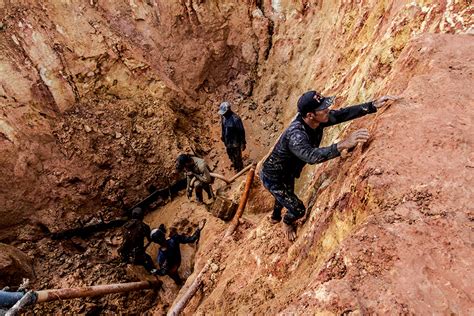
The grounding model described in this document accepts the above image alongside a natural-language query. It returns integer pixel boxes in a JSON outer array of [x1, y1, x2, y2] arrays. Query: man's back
[[221, 112, 245, 148], [123, 219, 150, 249], [190, 157, 212, 183], [157, 232, 200, 269]]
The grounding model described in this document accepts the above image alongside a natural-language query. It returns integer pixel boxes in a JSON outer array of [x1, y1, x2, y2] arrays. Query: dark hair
[[131, 207, 143, 219], [150, 228, 166, 245], [176, 154, 192, 170], [158, 224, 167, 234]]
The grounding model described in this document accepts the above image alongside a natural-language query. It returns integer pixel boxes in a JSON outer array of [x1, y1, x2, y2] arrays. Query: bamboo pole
[[167, 263, 210, 316], [35, 280, 161, 303], [225, 165, 255, 237]]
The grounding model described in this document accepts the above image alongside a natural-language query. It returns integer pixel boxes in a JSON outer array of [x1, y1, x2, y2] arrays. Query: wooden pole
[[167, 263, 210, 316], [225, 165, 255, 237], [228, 164, 253, 183], [5, 291, 36, 316], [209, 172, 230, 184], [211, 164, 253, 186], [35, 280, 161, 303], [166, 166, 255, 315]]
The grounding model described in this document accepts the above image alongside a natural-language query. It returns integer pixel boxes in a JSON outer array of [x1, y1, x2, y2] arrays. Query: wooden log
[[225, 165, 255, 237], [167, 263, 210, 316], [127, 177, 187, 213], [50, 218, 127, 240], [228, 164, 253, 183], [209, 172, 230, 184], [35, 280, 161, 303], [211, 164, 253, 186], [5, 291, 36, 316]]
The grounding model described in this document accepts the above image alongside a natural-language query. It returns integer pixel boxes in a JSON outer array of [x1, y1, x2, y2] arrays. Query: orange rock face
[[0, 0, 473, 314], [0, 1, 272, 240]]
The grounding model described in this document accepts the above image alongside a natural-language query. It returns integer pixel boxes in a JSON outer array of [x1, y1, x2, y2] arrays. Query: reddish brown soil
[[173, 33, 474, 315], [0, 1, 473, 315]]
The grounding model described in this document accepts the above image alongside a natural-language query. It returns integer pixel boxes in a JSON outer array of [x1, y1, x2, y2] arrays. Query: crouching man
[[150, 220, 206, 285], [176, 154, 214, 203]]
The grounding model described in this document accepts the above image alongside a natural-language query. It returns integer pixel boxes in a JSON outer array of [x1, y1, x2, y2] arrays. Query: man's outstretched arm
[[323, 102, 376, 127], [289, 129, 371, 164], [177, 221, 205, 244], [288, 130, 341, 164], [322, 95, 397, 127]]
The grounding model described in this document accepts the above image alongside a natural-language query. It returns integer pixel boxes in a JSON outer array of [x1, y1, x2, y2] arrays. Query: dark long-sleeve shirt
[[261, 102, 377, 183], [221, 111, 246, 148], [122, 219, 151, 252], [155, 229, 200, 276]]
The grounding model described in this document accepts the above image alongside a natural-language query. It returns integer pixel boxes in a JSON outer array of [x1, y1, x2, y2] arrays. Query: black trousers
[[120, 246, 155, 272], [194, 182, 214, 202], [167, 266, 183, 286], [226, 146, 243, 171], [260, 172, 306, 225]]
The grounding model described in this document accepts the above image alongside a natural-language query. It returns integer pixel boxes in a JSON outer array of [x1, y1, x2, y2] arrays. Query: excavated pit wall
[[0, 0, 273, 241], [0, 0, 473, 314], [168, 1, 473, 315], [185, 31, 473, 314]]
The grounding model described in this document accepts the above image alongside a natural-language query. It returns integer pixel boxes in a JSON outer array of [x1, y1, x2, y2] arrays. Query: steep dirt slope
[[0, 0, 272, 240], [179, 33, 473, 315], [0, 0, 473, 315]]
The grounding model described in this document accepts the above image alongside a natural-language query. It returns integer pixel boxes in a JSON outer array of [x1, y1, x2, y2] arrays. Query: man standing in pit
[[176, 154, 214, 203], [119, 207, 155, 272], [219, 101, 246, 171], [150, 220, 206, 285], [260, 90, 397, 241]]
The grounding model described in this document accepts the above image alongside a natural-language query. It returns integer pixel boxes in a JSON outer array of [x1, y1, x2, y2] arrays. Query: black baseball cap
[[297, 90, 335, 115]]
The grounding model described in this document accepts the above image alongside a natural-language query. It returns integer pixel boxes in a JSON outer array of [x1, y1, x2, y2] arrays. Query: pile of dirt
[[15, 229, 160, 315], [0, 243, 33, 289]]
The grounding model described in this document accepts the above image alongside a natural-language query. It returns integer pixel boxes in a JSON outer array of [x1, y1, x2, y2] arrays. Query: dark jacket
[[261, 102, 377, 183], [120, 219, 151, 259], [221, 111, 246, 148], [155, 229, 200, 275]]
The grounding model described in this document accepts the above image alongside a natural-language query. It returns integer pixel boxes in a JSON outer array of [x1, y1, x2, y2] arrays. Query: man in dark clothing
[[150, 220, 205, 285], [119, 207, 155, 272], [176, 154, 214, 203], [219, 101, 246, 171], [260, 91, 396, 241]]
